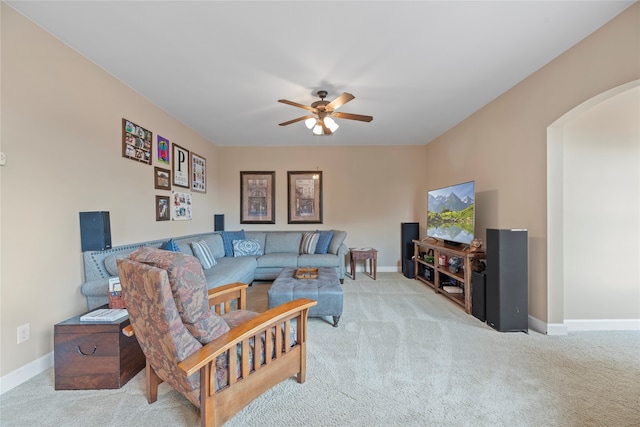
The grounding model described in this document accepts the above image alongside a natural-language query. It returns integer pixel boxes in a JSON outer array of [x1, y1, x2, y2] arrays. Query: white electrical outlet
[[17, 323, 30, 344]]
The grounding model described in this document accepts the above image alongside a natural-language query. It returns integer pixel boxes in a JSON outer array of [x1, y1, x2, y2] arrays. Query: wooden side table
[[54, 306, 145, 390], [349, 247, 378, 280]]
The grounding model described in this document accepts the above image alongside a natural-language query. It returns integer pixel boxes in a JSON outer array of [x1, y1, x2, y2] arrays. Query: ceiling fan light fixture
[[324, 117, 339, 133], [305, 117, 317, 129], [312, 124, 323, 135]]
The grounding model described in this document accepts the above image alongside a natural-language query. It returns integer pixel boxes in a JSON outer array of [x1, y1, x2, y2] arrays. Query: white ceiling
[[6, 1, 635, 147]]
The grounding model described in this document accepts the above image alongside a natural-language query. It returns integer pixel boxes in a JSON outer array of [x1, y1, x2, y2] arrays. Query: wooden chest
[[54, 308, 145, 390]]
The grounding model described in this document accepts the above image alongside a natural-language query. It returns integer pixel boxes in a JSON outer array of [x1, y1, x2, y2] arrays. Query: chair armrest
[[208, 282, 248, 313], [178, 298, 317, 377]]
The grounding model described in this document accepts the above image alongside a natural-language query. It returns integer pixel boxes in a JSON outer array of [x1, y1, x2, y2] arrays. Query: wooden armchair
[[117, 249, 316, 427]]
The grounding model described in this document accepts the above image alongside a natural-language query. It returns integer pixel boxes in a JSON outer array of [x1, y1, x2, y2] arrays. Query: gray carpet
[[2, 273, 639, 427]]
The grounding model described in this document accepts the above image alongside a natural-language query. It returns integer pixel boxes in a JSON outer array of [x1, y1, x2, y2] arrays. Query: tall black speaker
[[79, 211, 112, 252], [472, 271, 486, 322], [486, 229, 528, 332], [214, 214, 225, 231], [401, 222, 419, 278]]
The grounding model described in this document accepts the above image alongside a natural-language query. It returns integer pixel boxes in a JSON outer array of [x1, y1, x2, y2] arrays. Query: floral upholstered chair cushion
[[128, 247, 230, 344], [116, 258, 203, 407]]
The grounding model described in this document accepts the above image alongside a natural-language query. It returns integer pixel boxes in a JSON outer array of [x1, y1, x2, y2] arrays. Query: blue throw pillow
[[315, 230, 334, 254], [232, 239, 262, 257], [221, 230, 245, 257], [161, 238, 181, 252]]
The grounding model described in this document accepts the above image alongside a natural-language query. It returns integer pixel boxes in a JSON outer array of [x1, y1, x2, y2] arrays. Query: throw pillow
[[300, 232, 319, 255], [314, 230, 334, 254], [221, 230, 245, 257], [328, 230, 347, 254], [232, 239, 262, 257], [161, 238, 181, 252], [190, 240, 217, 269]]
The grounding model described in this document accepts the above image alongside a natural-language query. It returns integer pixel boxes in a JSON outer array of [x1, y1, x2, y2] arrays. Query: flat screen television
[[427, 180, 475, 246]]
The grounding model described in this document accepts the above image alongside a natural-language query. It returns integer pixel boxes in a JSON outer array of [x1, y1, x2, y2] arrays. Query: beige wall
[[424, 3, 639, 324], [0, 5, 222, 376], [562, 86, 639, 320], [216, 145, 427, 261]]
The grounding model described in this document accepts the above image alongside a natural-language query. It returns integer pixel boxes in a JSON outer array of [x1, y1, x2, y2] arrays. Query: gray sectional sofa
[[81, 230, 348, 310]]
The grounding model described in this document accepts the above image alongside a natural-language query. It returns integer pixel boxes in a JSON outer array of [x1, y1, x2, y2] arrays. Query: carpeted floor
[[2, 273, 639, 427]]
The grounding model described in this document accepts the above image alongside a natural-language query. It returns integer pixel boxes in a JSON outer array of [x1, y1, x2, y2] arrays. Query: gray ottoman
[[268, 267, 343, 327]]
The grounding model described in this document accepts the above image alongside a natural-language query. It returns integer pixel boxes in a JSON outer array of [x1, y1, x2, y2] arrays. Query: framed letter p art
[[172, 143, 189, 188]]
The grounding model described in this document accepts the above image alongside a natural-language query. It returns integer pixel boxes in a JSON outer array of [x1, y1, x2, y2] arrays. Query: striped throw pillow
[[299, 232, 319, 255], [190, 240, 217, 269]]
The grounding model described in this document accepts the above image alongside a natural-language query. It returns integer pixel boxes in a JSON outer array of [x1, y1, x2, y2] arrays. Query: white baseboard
[[0, 351, 53, 395], [528, 315, 550, 334], [546, 323, 569, 336], [564, 318, 640, 332]]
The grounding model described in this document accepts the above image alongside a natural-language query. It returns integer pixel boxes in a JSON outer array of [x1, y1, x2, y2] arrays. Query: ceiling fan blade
[[327, 92, 355, 111], [332, 112, 373, 122], [278, 99, 315, 111], [279, 115, 315, 126]]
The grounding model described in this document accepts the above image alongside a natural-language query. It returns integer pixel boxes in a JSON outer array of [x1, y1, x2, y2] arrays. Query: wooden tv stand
[[413, 239, 486, 314]]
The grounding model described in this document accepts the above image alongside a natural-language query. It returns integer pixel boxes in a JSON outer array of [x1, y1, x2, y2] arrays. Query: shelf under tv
[[413, 239, 486, 314]]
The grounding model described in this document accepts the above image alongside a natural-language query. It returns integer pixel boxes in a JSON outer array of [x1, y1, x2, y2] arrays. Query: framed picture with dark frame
[[155, 195, 170, 221], [190, 152, 206, 193], [172, 143, 189, 188], [154, 167, 171, 190], [122, 118, 152, 165], [287, 171, 323, 224], [240, 171, 275, 224]]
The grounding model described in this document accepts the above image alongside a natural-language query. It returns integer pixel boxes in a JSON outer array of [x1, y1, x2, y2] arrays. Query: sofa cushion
[[221, 230, 245, 257], [232, 239, 262, 256], [299, 232, 319, 254], [204, 256, 256, 288], [127, 247, 229, 344], [298, 253, 339, 268], [328, 230, 347, 254], [265, 232, 302, 254], [190, 240, 217, 269], [315, 230, 334, 254], [244, 231, 266, 253], [203, 234, 225, 259], [256, 253, 299, 268], [161, 238, 181, 252]]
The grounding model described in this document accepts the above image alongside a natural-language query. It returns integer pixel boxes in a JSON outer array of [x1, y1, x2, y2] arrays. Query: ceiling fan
[[278, 90, 373, 135]]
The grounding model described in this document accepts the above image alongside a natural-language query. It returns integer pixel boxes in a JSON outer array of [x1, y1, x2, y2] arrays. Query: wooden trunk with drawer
[[54, 307, 145, 390]]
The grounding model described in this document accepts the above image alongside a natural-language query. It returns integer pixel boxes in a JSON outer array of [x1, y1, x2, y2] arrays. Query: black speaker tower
[[79, 211, 112, 252], [401, 222, 419, 278], [486, 228, 528, 333], [214, 214, 225, 231]]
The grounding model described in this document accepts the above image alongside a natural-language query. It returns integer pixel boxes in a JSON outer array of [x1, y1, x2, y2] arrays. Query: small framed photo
[[172, 143, 189, 188], [155, 195, 170, 221], [157, 135, 170, 165], [240, 171, 275, 224], [122, 118, 152, 165], [171, 191, 192, 221], [190, 152, 206, 193], [287, 171, 322, 224], [154, 167, 171, 190]]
